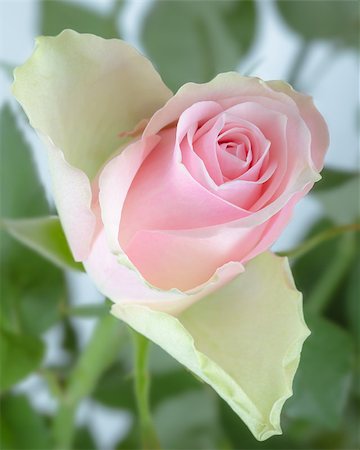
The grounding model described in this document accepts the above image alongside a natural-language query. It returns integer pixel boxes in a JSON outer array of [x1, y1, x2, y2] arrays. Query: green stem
[[52, 315, 126, 449], [132, 330, 160, 450], [305, 232, 357, 315], [65, 303, 108, 318], [287, 40, 311, 87], [277, 223, 360, 260]]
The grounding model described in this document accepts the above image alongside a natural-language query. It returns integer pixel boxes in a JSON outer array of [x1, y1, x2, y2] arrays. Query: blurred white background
[[0, 1, 358, 448]]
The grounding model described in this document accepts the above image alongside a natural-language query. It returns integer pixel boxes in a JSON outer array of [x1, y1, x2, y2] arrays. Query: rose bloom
[[85, 50, 327, 312], [13, 30, 328, 440], [93, 73, 327, 296]]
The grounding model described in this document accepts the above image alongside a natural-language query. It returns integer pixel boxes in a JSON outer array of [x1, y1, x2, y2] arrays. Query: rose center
[[216, 130, 255, 181]]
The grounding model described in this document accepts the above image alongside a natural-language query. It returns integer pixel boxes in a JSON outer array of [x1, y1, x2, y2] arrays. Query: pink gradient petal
[[124, 221, 268, 291], [120, 128, 247, 247], [99, 135, 161, 254], [267, 81, 329, 172], [224, 101, 311, 211], [84, 229, 243, 314], [122, 188, 304, 292], [189, 114, 225, 185], [144, 74, 287, 138]]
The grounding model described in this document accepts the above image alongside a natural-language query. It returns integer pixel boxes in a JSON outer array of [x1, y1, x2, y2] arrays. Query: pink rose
[[94, 74, 328, 297], [13, 30, 328, 314], [13, 30, 328, 439]]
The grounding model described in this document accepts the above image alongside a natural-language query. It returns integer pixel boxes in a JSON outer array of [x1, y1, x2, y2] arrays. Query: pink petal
[[119, 128, 247, 248], [84, 229, 243, 314]]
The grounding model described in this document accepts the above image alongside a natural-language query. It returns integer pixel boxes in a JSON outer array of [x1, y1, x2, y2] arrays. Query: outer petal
[[12, 29, 172, 260], [112, 252, 310, 440], [123, 202, 292, 291], [40, 133, 97, 260], [266, 80, 329, 172], [84, 229, 243, 314]]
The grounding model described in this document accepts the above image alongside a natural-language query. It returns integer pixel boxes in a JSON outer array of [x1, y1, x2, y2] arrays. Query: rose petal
[[111, 252, 310, 441], [13, 29, 172, 259], [40, 133, 97, 260], [267, 80, 329, 172], [122, 201, 292, 291], [144, 73, 299, 139], [119, 128, 246, 250], [84, 229, 243, 314]]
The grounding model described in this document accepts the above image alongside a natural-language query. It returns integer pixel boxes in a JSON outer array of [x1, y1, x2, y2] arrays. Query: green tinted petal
[[13, 29, 172, 179], [12, 30, 172, 260], [111, 252, 309, 440]]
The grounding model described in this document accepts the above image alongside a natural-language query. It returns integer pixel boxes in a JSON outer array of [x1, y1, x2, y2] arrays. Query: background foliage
[[0, 1, 359, 449]]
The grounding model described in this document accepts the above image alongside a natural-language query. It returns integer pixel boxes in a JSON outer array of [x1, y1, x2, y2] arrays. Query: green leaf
[[1, 216, 84, 272], [73, 426, 97, 450], [292, 219, 357, 315], [141, 0, 256, 91], [304, 232, 357, 316], [154, 389, 220, 450], [0, 394, 50, 449], [0, 327, 45, 391], [40, 0, 123, 38], [285, 315, 354, 430], [276, 0, 359, 48], [0, 104, 66, 336], [0, 104, 48, 219], [0, 240, 66, 335], [313, 177, 360, 225], [93, 362, 136, 411], [344, 252, 360, 344], [312, 168, 360, 193]]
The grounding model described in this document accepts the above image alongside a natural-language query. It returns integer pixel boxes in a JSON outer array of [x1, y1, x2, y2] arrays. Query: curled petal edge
[[111, 252, 310, 440]]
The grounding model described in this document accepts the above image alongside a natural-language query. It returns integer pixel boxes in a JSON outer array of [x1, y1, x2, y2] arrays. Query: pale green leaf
[[1, 216, 83, 272]]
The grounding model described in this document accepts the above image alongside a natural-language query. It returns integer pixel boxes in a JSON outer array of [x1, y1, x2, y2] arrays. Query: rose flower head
[[13, 30, 328, 440]]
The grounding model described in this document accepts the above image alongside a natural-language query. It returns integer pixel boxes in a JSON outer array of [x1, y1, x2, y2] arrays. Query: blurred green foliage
[[40, 0, 123, 38], [142, 0, 256, 91], [0, 105, 66, 368], [1, 394, 51, 450], [0, 0, 359, 449], [276, 0, 359, 49]]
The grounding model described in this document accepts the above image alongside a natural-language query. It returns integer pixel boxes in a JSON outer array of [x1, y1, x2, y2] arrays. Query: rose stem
[[276, 223, 360, 260], [52, 314, 126, 449], [305, 232, 357, 316], [132, 329, 161, 450], [287, 40, 311, 88]]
